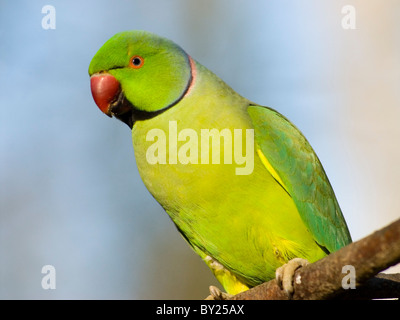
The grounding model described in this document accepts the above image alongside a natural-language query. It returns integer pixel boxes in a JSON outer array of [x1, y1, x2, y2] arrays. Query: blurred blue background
[[1, 0, 399, 299]]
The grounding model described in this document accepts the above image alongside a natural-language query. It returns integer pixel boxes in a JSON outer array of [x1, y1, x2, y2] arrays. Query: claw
[[205, 285, 233, 300], [276, 258, 309, 296]]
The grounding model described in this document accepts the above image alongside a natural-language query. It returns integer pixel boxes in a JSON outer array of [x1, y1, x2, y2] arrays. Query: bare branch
[[230, 218, 400, 300]]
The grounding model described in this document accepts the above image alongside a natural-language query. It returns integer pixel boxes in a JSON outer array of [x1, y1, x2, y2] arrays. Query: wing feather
[[248, 105, 351, 252]]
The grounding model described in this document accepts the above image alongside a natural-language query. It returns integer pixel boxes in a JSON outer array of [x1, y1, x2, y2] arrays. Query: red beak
[[90, 73, 120, 117]]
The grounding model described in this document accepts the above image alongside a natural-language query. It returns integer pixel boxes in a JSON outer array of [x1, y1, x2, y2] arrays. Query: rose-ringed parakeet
[[89, 30, 352, 297]]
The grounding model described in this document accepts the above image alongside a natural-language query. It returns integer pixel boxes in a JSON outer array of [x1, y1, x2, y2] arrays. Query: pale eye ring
[[130, 55, 144, 69]]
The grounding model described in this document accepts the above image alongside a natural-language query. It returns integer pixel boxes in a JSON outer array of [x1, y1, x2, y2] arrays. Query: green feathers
[[89, 31, 352, 295], [248, 106, 352, 252], [89, 31, 192, 113]]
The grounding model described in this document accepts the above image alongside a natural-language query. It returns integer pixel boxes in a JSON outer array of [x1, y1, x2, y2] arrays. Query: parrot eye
[[130, 56, 144, 69]]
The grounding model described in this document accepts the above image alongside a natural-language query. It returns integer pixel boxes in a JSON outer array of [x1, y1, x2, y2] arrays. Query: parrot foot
[[205, 286, 233, 300], [275, 258, 309, 296]]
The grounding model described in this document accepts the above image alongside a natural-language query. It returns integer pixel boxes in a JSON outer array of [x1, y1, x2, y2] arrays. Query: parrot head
[[89, 30, 194, 128]]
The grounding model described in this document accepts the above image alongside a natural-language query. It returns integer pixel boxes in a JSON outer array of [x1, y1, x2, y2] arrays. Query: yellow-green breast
[[131, 61, 326, 291]]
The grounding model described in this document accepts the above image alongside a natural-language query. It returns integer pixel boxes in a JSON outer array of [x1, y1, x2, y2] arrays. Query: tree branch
[[230, 218, 400, 300]]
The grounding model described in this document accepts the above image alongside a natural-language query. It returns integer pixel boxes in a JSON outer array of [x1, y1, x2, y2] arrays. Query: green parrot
[[89, 30, 352, 296]]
